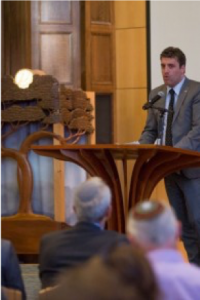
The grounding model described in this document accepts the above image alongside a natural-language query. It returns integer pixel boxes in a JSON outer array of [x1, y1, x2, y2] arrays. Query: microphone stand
[[143, 103, 170, 146]]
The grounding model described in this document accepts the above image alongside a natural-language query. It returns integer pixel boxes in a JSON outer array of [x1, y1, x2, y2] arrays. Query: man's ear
[[127, 233, 136, 245], [104, 205, 112, 220], [127, 234, 142, 248]]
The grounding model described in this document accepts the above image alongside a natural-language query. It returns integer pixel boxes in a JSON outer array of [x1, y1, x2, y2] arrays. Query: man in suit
[[138, 47, 200, 265], [126, 200, 200, 300], [39, 177, 128, 288], [1, 239, 26, 300]]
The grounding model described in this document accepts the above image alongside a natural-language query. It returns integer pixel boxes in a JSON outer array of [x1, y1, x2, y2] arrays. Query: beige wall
[[114, 0, 147, 143]]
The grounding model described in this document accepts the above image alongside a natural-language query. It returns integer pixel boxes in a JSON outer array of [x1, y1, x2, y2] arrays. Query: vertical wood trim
[[2, 1, 31, 76], [86, 91, 96, 144], [53, 123, 65, 221], [52, 92, 95, 221], [85, 2, 91, 90], [31, 1, 39, 69], [0, 0, 4, 76], [72, 1, 81, 88]]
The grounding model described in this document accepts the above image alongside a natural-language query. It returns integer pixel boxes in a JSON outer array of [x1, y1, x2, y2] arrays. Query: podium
[[32, 144, 200, 232], [2, 144, 200, 255]]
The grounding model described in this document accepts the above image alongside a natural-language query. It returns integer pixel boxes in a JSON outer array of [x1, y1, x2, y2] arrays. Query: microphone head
[[149, 91, 165, 103], [143, 91, 165, 110], [158, 91, 165, 98]]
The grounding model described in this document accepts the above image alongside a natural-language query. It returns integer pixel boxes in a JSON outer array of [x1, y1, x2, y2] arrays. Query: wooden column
[[82, 1, 115, 143], [2, 1, 31, 76], [0, 0, 4, 77]]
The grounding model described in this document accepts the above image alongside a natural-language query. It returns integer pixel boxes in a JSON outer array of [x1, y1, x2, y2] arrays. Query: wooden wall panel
[[115, 1, 146, 28], [91, 33, 112, 84], [114, 1, 147, 142], [41, 34, 72, 84], [40, 1, 71, 23], [115, 89, 147, 143], [116, 28, 147, 88], [2, 1, 31, 76], [31, 1, 80, 87], [83, 1, 115, 93], [91, 1, 111, 23], [82, 1, 115, 143]]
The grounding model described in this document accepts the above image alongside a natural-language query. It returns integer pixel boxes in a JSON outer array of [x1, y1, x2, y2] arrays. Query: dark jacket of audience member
[[39, 177, 128, 288], [46, 245, 159, 300], [1, 239, 26, 300]]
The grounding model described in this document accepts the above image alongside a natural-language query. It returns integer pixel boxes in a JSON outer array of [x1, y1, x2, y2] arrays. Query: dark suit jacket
[[1, 239, 26, 300], [139, 77, 200, 178], [39, 221, 129, 288]]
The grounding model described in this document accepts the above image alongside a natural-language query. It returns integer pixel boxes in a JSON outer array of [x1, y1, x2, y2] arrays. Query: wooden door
[[31, 1, 81, 88], [82, 1, 115, 143]]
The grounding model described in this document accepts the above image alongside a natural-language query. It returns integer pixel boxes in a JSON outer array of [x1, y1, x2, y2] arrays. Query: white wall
[[150, 1, 200, 88]]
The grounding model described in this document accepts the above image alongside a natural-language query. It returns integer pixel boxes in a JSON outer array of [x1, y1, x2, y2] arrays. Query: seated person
[[127, 200, 200, 300], [39, 177, 128, 288], [43, 245, 159, 300], [1, 239, 26, 300]]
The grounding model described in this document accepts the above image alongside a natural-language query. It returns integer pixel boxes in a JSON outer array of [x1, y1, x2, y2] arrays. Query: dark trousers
[[165, 173, 200, 265]]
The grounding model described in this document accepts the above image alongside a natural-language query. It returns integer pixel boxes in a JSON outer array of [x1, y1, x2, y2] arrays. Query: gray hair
[[74, 177, 111, 222], [127, 200, 178, 248]]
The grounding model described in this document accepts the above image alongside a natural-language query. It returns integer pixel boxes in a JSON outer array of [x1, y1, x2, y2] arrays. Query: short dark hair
[[160, 47, 186, 67], [49, 245, 159, 300]]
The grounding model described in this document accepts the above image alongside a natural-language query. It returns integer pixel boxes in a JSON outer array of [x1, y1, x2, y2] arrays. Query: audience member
[[1, 239, 26, 300], [1, 289, 7, 300], [39, 177, 128, 288], [127, 200, 200, 300], [46, 245, 159, 300]]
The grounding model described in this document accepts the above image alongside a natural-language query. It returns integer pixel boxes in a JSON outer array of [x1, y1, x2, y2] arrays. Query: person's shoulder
[[186, 78, 200, 90], [158, 262, 200, 290], [41, 229, 64, 243], [103, 230, 128, 241], [152, 84, 165, 91], [1, 239, 18, 269], [1, 239, 13, 254], [41, 225, 77, 243], [187, 77, 200, 84], [150, 84, 166, 97], [98, 231, 129, 254]]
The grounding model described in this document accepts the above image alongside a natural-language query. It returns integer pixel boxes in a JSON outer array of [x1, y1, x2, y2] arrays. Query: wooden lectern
[[32, 144, 200, 232], [2, 144, 200, 256]]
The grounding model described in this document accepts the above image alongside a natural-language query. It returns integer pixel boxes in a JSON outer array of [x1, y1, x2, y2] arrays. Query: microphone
[[142, 91, 165, 110]]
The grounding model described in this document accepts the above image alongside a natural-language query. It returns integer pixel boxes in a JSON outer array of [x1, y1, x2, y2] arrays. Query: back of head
[[160, 46, 186, 67], [74, 177, 111, 223], [99, 245, 159, 300], [50, 245, 159, 300], [127, 200, 178, 250]]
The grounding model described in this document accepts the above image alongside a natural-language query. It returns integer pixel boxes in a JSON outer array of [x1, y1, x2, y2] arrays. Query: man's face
[[161, 57, 185, 87]]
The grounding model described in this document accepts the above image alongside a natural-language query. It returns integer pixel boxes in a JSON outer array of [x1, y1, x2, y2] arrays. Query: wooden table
[[32, 144, 200, 232]]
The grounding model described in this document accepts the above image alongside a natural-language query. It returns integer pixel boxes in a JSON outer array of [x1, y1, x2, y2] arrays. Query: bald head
[[127, 200, 179, 250]]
